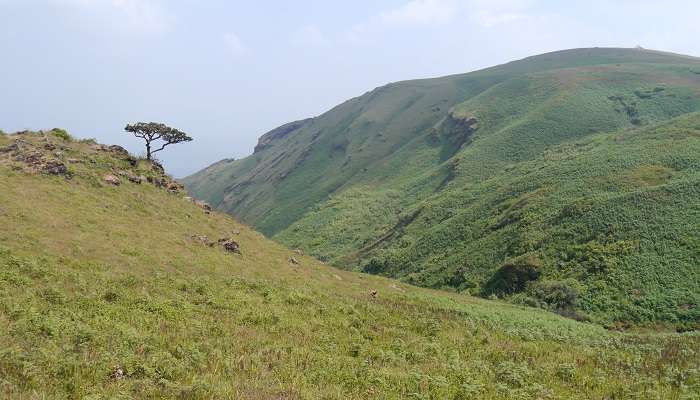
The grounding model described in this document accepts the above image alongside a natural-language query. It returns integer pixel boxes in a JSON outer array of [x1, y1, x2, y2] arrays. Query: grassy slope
[[184, 48, 700, 328], [1, 132, 699, 398]]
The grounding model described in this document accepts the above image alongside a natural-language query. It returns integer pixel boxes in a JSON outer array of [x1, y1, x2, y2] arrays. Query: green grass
[[184, 47, 700, 328], [2, 132, 700, 398]]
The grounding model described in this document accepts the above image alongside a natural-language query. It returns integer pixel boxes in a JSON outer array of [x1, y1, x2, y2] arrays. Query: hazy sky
[[3, 0, 700, 177]]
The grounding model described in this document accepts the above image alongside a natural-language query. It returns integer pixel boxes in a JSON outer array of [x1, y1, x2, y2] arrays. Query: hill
[[184, 48, 700, 329], [1, 130, 699, 398]]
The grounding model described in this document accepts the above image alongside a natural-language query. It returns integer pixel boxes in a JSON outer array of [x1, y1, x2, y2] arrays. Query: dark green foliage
[[50, 128, 72, 141], [483, 257, 541, 296]]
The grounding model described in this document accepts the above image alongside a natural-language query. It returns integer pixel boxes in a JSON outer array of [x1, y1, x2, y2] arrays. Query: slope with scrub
[[1, 131, 699, 398]]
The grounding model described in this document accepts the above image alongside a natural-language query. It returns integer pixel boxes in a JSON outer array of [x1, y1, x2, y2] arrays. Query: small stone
[[67, 158, 81, 164], [294, 249, 304, 256], [103, 174, 121, 186], [289, 257, 300, 266], [369, 289, 378, 298], [110, 366, 125, 380]]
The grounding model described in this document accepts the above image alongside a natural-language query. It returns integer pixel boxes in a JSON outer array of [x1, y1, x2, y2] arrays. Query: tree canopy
[[124, 122, 192, 160]]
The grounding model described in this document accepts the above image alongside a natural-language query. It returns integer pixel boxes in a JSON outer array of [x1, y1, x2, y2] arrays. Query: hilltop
[[1, 130, 699, 398], [184, 47, 700, 329]]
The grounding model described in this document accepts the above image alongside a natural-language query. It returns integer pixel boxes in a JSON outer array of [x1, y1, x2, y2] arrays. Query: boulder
[[107, 145, 129, 157], [167, 181, 184, 193], [103, 174, 121, 186], [219, 238, 241, 254]]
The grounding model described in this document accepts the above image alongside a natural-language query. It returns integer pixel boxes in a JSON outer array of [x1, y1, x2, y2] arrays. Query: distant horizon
[[3, 0, 700, 177]]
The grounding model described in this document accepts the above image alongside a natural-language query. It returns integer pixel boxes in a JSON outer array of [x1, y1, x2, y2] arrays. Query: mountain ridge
[[184, 47, 700, 328]]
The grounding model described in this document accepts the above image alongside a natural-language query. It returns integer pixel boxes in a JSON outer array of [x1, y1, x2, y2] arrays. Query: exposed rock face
[[42, 160, 68, 175], [103, 174, 121, 186], [253, 118, 313, 153]]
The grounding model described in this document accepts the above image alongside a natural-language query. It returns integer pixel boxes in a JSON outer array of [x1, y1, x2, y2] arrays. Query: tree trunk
[[146, 141, 151, 160]]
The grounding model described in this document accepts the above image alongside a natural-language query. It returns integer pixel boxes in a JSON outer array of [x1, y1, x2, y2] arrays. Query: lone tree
[[124, 122, 192, 161]]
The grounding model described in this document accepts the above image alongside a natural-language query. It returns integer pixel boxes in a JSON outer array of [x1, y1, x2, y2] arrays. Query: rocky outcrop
[[42, 160, 68, 175], [253, 118, 313, 153]]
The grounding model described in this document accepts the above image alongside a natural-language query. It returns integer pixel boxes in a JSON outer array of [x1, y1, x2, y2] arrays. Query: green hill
[[2, 131, 700, 398], [184, 48, 700, 329]]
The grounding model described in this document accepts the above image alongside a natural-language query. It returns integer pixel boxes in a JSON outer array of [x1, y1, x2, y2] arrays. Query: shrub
[[527, 279, 580, 311], [50, 128, 72, 141]]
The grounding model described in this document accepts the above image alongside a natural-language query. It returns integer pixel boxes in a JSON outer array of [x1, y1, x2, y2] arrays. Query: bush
[[527, 280, 580, 311], [50, 128, 72, 141]]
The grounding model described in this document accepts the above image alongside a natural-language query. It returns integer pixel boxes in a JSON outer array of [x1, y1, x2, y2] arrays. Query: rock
[[107, 145, 129, 156], [191, 234, 214, 247], [150, 160, 165, 175], [183, 196, 194, 202], [148, 176, 167, 188], [67, 158, 81, 164], [219, 238, 241, 254], [103, 174, 121, 186], [42, 160, 68, 175], [369, 289, 378, 298], [195, 200, 211, 211], [167, 181, 184, 193], [110, 366, 125, 381], [232, 229, 241, 235], [127, 175, 145, 184], [53, 151, 64, 158], [44, 142, 56, 151], [294, 249, 304, 256], [0, 143, 19, 153], [333, 274, 343, 281], [14, 150, 44, 166], [126, 156, 138, 167], [289, 257, 300, 266]]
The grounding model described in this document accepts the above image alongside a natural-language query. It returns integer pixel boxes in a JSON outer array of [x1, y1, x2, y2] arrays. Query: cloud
[[291, 25, 330, 48], [380, 0, 457, 25], [48, 0, 174, 35], [223, 32, 245, 56]]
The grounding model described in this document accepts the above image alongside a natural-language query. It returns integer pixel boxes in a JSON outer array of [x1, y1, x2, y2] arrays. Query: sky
[[2, 0, 700, 177]]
